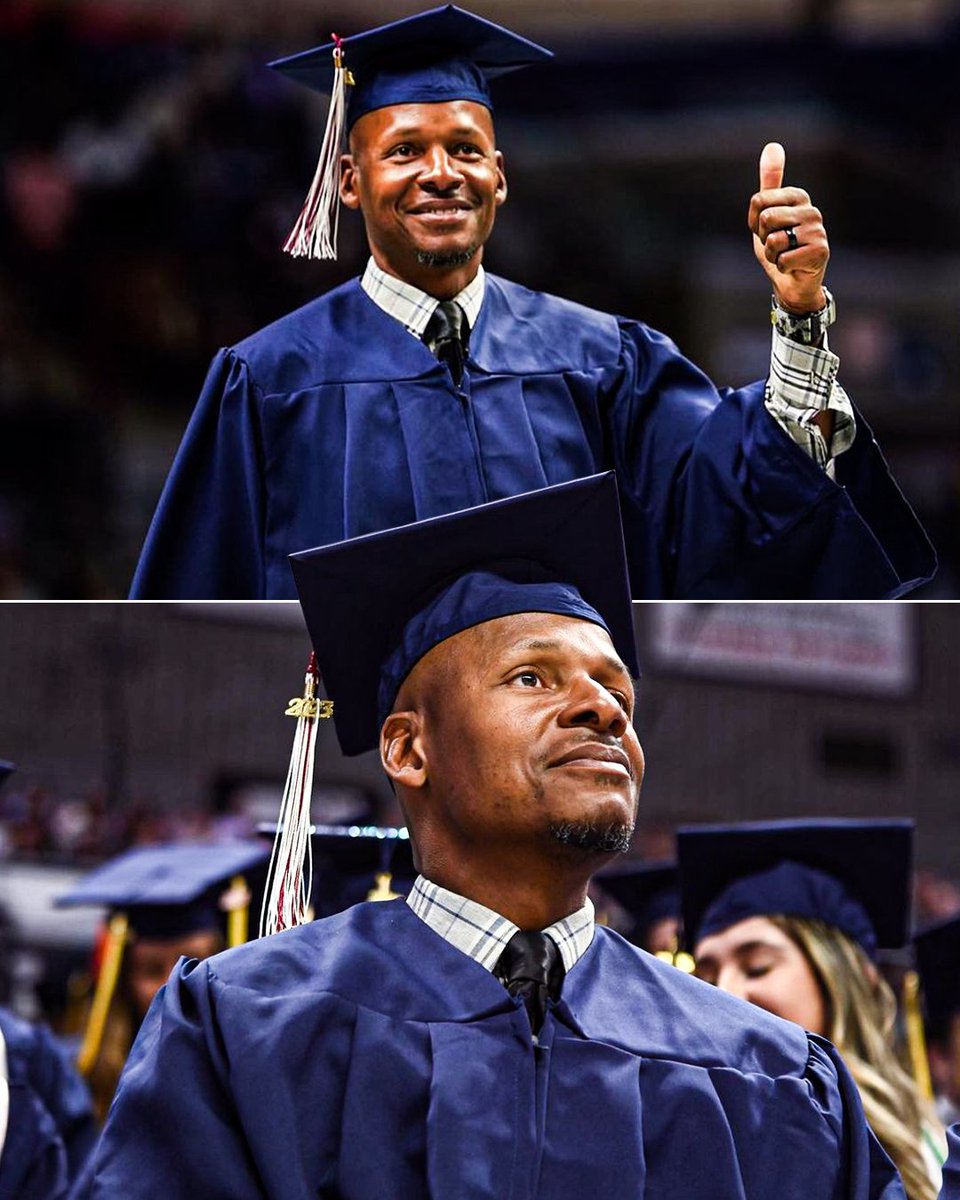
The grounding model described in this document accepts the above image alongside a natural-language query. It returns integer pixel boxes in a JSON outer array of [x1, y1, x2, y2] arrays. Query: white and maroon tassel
[[260, 652, 333, 935], [283, 34, 354, 261]]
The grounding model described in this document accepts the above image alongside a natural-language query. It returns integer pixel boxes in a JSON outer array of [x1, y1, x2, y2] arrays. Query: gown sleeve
[[16, 1021, 97, 1183], [129, 350, 268, 600], [0, 1080, 70, 1200], [803, 1035, 906, 1200], [607, 322, 937, 599]]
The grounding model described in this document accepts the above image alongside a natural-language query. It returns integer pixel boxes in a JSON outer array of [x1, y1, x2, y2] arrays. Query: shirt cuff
[[764, 327, 856, 478]]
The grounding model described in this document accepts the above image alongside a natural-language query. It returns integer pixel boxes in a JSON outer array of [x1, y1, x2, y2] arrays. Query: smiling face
[[340, 99, 506, 296], [382, 612, 644, 889], [694, 915, 828, 1034]]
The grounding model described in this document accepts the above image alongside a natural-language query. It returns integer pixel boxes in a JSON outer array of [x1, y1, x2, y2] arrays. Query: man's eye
[[454, 143, 481, 155], [512, 671, 542, 687], [390, 144, 416, 157]]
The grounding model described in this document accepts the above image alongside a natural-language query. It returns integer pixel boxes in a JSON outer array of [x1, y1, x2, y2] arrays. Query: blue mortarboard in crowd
[[595, 860, 680, 947], [914, 914, 960, 1040], [311, 825, 416, 914], [57, 842, 271, 940], [291, 472, 640, 757], [0, 760, 15, 787], [59, 842, 272, 1076], [677, 818, 914, 960], [258, 822, 416, 917], [270, 5, 552, 258]]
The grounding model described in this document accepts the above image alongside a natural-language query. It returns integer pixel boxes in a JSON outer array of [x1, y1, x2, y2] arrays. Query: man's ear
[[340, 153, 361, 210], [494, 149, 507, 208], [381, 711, 428, 790]]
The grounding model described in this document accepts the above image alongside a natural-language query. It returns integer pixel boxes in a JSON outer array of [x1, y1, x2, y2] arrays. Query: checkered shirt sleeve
[[764, 328, 856, 479]]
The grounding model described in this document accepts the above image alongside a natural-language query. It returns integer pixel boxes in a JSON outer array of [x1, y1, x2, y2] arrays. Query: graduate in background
[[594, 859, 683, 957], [129, 5, 935, 601], [94, 475, 902, 1198], [56, 841, 268, 1123], [915, 915, 960, 1128], [680, 819, 945, 1200], [285, 824, 417, 919], [0, 760, 97, 1200]]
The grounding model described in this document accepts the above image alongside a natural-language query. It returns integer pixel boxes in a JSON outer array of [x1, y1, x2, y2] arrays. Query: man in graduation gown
[[95, 476, 904, 1198], [128, 6, 935, 601]]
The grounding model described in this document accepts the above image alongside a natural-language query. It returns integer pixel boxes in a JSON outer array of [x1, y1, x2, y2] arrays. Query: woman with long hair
[[678, 819, 944, 1200]]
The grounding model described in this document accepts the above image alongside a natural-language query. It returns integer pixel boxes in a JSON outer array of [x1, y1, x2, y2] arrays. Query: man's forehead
[[464, 611, 625, 667], [353, 98, 494, 140]]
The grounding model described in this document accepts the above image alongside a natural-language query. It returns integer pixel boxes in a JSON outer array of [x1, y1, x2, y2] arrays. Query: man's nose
[[559, 676, 629, 738], [419, 146, 463, 190]]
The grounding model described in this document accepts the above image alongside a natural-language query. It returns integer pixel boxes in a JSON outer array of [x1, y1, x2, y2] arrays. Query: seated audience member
[[56, 841, 269, 1122], [679, 819, 945, 1200], [594, 859, 685, 959], [915, 915, 960, 1127]]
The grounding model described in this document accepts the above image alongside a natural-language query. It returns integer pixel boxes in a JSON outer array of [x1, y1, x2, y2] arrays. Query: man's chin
[[547, 818, 636, 857], [414, 243, 480, 269]]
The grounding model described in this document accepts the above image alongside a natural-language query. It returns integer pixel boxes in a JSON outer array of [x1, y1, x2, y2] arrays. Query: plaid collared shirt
[[406, 874, 595, 975], [360, 257, 485, 340], [360, 257, 854, 475]]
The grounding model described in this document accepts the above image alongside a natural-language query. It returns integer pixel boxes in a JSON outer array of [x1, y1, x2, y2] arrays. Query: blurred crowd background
[[0, 600, 959, 1029], [2, 0, 960, 597]]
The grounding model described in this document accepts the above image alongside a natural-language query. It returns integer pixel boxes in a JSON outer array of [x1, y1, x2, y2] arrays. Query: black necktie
[[423, 300, 468, 386], [495, 930, 564, 1035]]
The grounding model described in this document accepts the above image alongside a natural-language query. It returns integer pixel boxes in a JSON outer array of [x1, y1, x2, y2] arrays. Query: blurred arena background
[[0, 600, 958, 1025], [1, 0, 959, 596]]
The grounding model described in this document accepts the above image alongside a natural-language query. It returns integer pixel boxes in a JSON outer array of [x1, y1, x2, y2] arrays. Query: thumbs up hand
[[748, 143, 829, 314]]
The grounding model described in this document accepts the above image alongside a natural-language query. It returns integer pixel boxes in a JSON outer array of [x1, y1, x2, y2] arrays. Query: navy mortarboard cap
[[595, 860, 680, 942], [258, 822, 415, 922], [914, 915, 960, 1038], [310, 824, 416, 913], [677, 819, 914, 960], [0, 761, 14, 787], [270, 5, 552, 259], [57, 842, 271, 940], [291, 472, 640, 757], [271, 5, 551, 127]]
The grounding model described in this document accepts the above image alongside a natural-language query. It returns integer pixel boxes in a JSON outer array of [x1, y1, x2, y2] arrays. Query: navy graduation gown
[[942, 1124, 960, 1200], [90, 900, 903, 1199], [129, 275, 935, 600], [0, 1009, 96, 1199], [0, 1081, 69, 1200], [0, 1009, 96, 1182]]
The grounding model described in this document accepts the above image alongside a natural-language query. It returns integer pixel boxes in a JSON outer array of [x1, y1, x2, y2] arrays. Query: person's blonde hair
[[770, 915, 938, 1200]]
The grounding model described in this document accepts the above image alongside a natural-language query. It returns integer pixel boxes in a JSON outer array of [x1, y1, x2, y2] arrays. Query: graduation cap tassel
[[283, 34, 353, 261], [261, 653, 333, 936], [902, 968, 935, 1101], [76, 914, 128, 1076]]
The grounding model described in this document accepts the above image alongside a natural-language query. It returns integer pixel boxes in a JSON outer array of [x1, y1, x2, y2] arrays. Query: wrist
[[771, 287, 835, 345]]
